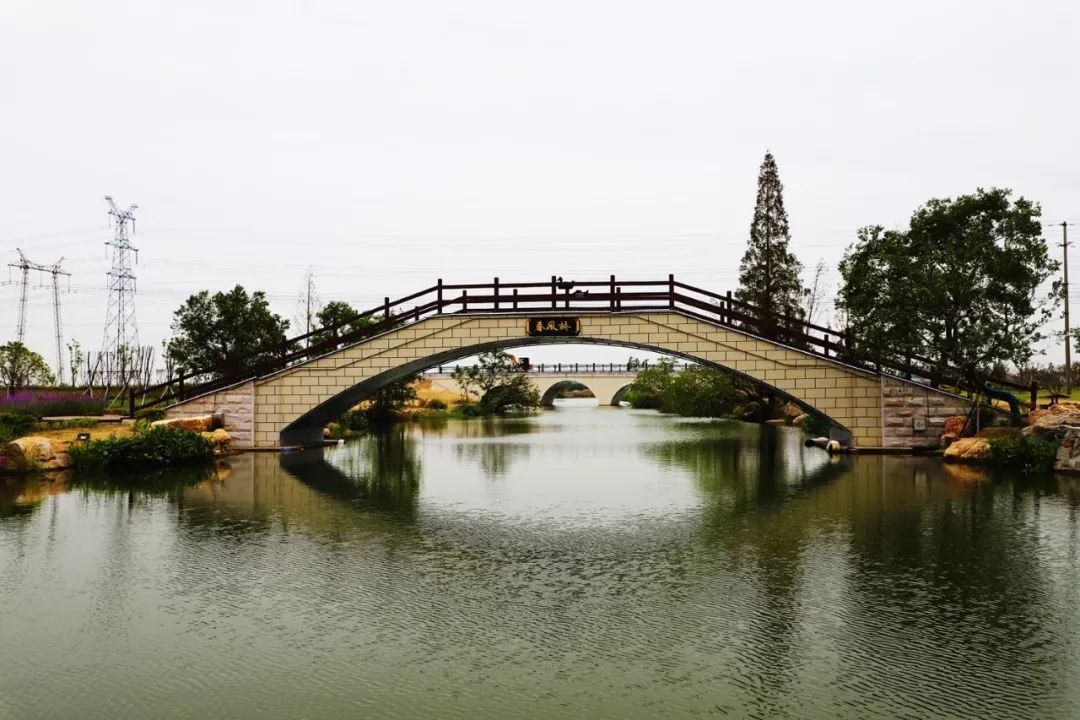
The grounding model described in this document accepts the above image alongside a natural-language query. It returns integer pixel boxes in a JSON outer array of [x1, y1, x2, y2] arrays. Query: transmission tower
[[6, 249, 70, 382], [8, 250, 31, 342], [99, 195, 140, 388]]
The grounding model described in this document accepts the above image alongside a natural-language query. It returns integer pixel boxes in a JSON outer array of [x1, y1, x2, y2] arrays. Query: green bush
[[134, 407, 166, 422], [0, 411, 37, 443], [68, 426, 215, 470], [426, 398, 448, 411], [339, 410, 370, 432], [623, 389, 665, 410], [988, 436, 1058, 473], [454, 401, 485, 418]]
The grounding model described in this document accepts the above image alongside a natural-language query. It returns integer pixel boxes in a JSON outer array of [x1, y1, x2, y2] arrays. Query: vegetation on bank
[[67, 426, 215, 471], [0, 390, 108, 443], [987, 436, 1058, 473]]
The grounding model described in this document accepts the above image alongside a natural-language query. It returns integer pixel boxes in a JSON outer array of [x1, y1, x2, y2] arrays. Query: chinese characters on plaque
[[526, 317, 582, 337]]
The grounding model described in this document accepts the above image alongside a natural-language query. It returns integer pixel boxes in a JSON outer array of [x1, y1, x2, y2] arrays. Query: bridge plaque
[[527, 317, 581, 337]]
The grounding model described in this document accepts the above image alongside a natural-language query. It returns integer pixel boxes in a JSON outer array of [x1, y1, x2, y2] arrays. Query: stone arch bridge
[[153, 277, 1018, 450], [424, 365, 652, 407]]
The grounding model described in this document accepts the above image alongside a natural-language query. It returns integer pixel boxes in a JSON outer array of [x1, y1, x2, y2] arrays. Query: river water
[[3, 403, 1080, 719]]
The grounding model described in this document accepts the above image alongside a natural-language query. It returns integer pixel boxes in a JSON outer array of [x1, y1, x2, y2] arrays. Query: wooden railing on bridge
[[131, 276, 1036, 414]]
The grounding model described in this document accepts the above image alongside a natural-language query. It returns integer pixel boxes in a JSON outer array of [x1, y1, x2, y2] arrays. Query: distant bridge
[[150, 276, 1022, 449], [423, 361, 691, 406]]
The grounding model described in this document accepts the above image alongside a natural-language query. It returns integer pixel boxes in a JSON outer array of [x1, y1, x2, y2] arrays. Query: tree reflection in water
[[291, 426, 422, 516]]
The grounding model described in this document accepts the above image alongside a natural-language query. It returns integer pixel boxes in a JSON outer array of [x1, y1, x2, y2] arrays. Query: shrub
[[134, 407, 166, 422], [427, 398, 448, 411], [339, 410, 369, 432], [0, 411, 37, 443], [454, 401, 485, 418], [0, 390, 105, 418], [988, 436, 1058, 473], [68, 426, 215, 470]]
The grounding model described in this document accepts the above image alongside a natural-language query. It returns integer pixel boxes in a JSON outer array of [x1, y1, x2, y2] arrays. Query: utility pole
[[1064, 222, 1073, 396], [296, 267, 320, 347], [6, 249, 70, 383]]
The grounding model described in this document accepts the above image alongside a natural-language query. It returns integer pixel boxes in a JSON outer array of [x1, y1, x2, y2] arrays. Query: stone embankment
[[941, 403, 1080, 473]]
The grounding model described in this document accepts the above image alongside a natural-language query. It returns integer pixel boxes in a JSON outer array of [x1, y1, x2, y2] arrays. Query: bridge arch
[[243, 312, 882, 447]]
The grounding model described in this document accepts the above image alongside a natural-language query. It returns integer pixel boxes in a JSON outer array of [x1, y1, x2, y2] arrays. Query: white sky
[[3, 0, 1079, 373]]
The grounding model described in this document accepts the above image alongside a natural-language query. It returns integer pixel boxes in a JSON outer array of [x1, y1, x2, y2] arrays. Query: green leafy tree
[[0, 342, 55, 394], [735, 152, 804, 340], [451, 364, 480, 402], [665, 365, 742, 418], [312, 301, 372, 350], [165, 285, 290, 377], [627, 359, 676, 409], [66, 339, 84, 388], [838, 188, 1057, 386], [480, 375, 540, 413], [455, 351, 540, 413], [364, 374, 420, 422]]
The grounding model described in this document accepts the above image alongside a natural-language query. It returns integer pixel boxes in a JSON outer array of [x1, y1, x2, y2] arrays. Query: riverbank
[[1, 417, 234, 476]]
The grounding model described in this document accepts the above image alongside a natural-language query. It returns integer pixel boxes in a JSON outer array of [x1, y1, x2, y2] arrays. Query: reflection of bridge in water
[[423, 361, 693, 407]]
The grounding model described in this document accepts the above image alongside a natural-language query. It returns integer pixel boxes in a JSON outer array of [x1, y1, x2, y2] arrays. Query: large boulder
[[199, 428, 231, 451], [2, 436, 59, 473], [152, 415, 215, 432], [943, 437, 993, 463], [1029, 403, 1080, 425], [943, 415, 967, 437]]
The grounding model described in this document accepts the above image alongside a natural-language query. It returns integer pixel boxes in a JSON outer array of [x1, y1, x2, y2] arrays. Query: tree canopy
[[312, 300, 372, 350], [735, 152, 804, 340], [165, 285, 290, 377], [452, 351, 539, 412], [0, 342, 54, 394], [837, 188, 1057, 385]]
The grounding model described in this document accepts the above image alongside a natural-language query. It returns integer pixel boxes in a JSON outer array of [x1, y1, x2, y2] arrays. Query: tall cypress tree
[[735, 152, 804, 340]]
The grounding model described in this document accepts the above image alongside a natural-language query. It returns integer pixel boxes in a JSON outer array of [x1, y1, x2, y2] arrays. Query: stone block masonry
[[880, 376, 971, 448]]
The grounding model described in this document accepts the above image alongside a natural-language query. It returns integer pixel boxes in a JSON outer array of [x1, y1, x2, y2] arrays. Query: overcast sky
[[3, 0, 1079, 373]]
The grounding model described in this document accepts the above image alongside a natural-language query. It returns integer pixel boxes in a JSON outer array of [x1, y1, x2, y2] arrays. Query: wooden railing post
[[494, 277, 500, 310], [609, 275, 616, 311], [668, 274, 675, 309], [437, 278, 443, 314], [551, 275, 557, 309], [725, 290, 733, 325], [462, 290, 468, 312], [384, 297, 390, 321], [616, 287, 622, 310], [128, 387, 136, 417], [512, 288, 518, 309], [178, 374, 185, 401], [823, 333, 830, 358]]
